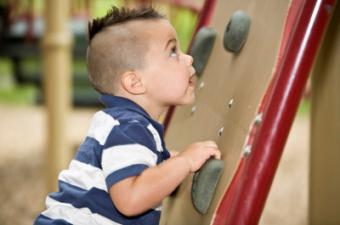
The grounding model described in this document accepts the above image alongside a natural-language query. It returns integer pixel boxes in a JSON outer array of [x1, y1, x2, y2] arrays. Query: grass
[[0, 56, 91, 105], [0, 85, 37, 105], [0, 59, 37, 105]]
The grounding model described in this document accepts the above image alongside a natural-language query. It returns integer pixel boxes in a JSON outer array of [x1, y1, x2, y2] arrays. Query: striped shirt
[[34, 95, 171, 225]]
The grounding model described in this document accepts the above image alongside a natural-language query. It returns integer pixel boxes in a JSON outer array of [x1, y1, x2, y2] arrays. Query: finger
[[210, 149, 221, 159], [204, 141, 218, 148]]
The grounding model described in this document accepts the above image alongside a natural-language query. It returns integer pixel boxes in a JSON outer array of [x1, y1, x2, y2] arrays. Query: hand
[[179, 141, 221, 172]]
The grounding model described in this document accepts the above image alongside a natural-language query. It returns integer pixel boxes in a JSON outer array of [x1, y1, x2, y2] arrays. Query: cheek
[[155, 63, 190, 94], [169, 75, 189, 95]]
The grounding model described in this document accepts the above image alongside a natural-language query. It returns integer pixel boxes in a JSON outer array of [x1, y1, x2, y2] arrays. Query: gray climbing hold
[[191, 27, 217, 77], [192, 159, 224, 214], [223, 10, 251, 53]]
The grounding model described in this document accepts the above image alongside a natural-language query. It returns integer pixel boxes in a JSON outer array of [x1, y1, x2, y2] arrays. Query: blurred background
[[0, 0, 310, 224]]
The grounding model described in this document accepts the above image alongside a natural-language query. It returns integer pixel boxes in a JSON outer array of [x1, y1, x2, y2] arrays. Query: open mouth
[[189, 74, 197, 86]]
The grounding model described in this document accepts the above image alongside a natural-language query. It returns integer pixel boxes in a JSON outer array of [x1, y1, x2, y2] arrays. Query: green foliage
[[0, 85, 37, 105], [91, 0, 123, 18], [297, 99, 310, 117], [0, 59, 37, 105], [171, 8, 198, 52], [90, 0, 198, 52]]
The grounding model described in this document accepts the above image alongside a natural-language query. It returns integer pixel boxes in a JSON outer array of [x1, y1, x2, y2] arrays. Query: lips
[[189, 74, 197, 86], [189, 67, 196, 86]]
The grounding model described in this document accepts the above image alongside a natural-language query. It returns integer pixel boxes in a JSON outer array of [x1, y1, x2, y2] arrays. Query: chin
[[181, 95, 196, 106], [188, 97, 195, 105], [170, 92, 196, 106]]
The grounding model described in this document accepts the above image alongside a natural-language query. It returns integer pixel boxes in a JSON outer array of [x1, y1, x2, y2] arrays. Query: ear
[[120, 70, 146, 95]]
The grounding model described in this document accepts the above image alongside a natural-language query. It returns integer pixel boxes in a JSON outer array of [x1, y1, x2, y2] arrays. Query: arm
[[109, 141, 221, 216]]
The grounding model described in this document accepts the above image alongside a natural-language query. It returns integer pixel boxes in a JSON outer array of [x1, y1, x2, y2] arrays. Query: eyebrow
[[164, 38, 177, 50]]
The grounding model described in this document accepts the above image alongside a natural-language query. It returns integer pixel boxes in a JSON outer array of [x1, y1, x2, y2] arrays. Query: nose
[[184, 53, 193, 66]]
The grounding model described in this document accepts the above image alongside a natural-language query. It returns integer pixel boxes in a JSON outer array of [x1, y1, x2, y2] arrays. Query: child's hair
[[87, 6, 164, 95]]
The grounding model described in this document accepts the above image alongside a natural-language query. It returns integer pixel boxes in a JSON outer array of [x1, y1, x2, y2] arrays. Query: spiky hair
[[86, 6, 165, 95], [88, 6, 164, 41]]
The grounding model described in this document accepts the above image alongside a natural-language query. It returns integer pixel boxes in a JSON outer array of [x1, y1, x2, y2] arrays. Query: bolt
[[243, 145, 252, 156], [218, 127, 224, 136], [255, 113, 263, 125], [191, 106, 197, 115], [228, 99, 234, 108], [199, 81, 205, 89]]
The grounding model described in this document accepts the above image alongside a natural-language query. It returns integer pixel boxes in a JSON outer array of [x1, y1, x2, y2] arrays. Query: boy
[[35, 6, 221, 225]]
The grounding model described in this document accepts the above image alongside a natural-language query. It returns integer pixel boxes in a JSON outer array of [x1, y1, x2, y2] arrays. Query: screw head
[[218, 127, 224, 136], [191, 106, 197, 115], [199, 81, 205, 89], [255, 113, 263, 125], [228, 99, 234, 108], [243, 145, 252, 156]]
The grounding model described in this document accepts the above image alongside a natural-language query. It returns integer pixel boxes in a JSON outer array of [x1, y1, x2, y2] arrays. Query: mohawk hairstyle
[[88, 6, 164, 41]]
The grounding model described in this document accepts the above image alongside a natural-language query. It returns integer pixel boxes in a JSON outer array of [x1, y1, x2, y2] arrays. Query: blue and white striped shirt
[[35, 95, 171, 225]]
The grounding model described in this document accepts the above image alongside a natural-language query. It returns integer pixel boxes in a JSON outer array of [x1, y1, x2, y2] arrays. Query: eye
[[170, 46, 178, 57]]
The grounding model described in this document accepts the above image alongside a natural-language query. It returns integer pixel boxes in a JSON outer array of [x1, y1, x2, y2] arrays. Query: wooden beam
[[42, 0, 72, 192]]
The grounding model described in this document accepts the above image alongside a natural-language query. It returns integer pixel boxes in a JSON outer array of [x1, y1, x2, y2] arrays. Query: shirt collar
[[100, 94, 165, 136]]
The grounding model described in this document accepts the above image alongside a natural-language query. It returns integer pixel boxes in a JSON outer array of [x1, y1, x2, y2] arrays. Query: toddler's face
[[139, 19, 196, 107]]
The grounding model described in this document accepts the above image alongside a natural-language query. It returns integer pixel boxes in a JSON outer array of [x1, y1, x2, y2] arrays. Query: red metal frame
[[167, 0, 202, 13], [163, 0, 217, 132], [212, 0, 336, 224]]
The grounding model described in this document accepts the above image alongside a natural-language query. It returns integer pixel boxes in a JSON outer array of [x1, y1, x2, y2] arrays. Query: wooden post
[[310, 3, 340, 224], [42, 0, 72, 192]]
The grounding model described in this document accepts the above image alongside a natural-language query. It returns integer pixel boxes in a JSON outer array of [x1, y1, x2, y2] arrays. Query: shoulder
[[89, 108, 149, 134], [103, 107, 149, 127], [91, 109, 153, 146], [88, 108, 164, 153]]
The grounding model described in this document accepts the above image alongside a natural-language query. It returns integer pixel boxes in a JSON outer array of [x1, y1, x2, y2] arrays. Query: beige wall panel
[[309, 3, 340, 224], [160, 0, 291, 224]]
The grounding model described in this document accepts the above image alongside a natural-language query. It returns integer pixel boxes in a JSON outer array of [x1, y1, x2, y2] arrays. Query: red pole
[[212, 0, 337, 224]]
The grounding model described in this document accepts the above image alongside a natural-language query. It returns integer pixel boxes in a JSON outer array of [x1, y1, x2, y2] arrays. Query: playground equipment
[[35, 0, 339, 223], [310, 2, 340, 223], [161, 0, 339, 224], [42, 0, 73, 192]]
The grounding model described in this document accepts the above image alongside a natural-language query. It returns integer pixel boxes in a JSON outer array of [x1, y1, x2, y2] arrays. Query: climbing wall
[[160, 0, 292, 224]]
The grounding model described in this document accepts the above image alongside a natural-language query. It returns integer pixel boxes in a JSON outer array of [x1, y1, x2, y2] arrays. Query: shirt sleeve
[[101, 121, 158, 189]]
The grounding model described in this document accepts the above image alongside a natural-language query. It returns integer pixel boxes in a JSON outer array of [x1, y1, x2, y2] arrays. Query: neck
[[139, 99, 168, 121], [115, 92, 167, 121]]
